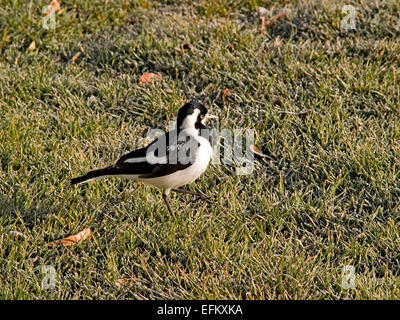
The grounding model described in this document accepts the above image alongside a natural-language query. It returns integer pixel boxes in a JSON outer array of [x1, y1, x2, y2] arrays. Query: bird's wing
[[116, 146, 148, 165], [137, 139, 193, 178], [112, 131, 193, 177], [113, 143, 155, 176], [139, 161, 192, 179]]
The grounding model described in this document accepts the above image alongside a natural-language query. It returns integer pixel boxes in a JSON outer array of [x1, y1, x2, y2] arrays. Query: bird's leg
[[172, 188, 211, 202], [162, 192, 174, 215]]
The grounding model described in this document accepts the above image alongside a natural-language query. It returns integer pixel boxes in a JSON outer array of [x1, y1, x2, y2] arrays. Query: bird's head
[[177, 100, 218, 130]]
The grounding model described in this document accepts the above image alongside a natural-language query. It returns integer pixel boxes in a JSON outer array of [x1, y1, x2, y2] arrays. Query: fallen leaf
[[28, 41, 36, 51], [139, 72, 163, 84], [48, 228, 91, 247], [44, 0, 61, 15], [50, 0, 61, 12], [222, 88, 231, 101]]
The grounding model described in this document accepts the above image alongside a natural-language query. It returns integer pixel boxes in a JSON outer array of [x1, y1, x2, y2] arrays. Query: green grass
[[1, 0, 400, 299]]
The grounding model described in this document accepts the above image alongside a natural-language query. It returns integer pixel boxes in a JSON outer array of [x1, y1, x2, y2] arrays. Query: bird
[[70, 100, 218, 214]]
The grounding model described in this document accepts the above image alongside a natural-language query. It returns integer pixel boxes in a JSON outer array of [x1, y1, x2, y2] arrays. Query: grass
[[0, 0, 400, 299]]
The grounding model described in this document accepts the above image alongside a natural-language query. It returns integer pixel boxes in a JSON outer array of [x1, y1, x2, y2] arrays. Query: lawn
[[1, 0, 400, 299]]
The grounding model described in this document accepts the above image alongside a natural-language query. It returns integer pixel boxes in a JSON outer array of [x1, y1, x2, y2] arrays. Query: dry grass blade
[[71, 52, 81, 61], [278, 109, 312, 116], [259, 16, 266, 31], [8, 231, 25, 238], [250, 145, 269, 158], [266, 12, 288, 27]]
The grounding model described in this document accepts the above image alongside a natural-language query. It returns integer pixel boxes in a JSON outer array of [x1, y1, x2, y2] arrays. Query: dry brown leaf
[[44, 0, 61, 15], [50, 0, 61, 12], [222, 88, 231, 101], [265, 12, 288, 27], [139, 72, 163, 84], [48, 228, 91, 247], [28, 41, 36, 51]]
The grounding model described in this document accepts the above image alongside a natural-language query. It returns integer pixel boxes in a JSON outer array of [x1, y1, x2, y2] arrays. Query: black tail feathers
[[70, 167, 113, 185]]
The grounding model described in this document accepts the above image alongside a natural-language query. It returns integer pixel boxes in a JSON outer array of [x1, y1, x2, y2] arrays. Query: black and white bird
[[71, 100, 218, 214]]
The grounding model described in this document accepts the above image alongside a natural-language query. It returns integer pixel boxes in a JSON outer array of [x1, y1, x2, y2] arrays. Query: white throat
[[179, 109, 200, 130]]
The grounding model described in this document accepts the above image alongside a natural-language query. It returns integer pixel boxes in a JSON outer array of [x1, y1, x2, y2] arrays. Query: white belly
[[140, 136, 213, 190]]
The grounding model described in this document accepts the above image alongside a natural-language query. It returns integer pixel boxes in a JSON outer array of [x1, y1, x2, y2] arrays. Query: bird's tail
[[70, 166, 114, 185]]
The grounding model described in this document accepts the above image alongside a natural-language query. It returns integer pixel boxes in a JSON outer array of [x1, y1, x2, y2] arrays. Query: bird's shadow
[[0, 195, 56, 235]]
